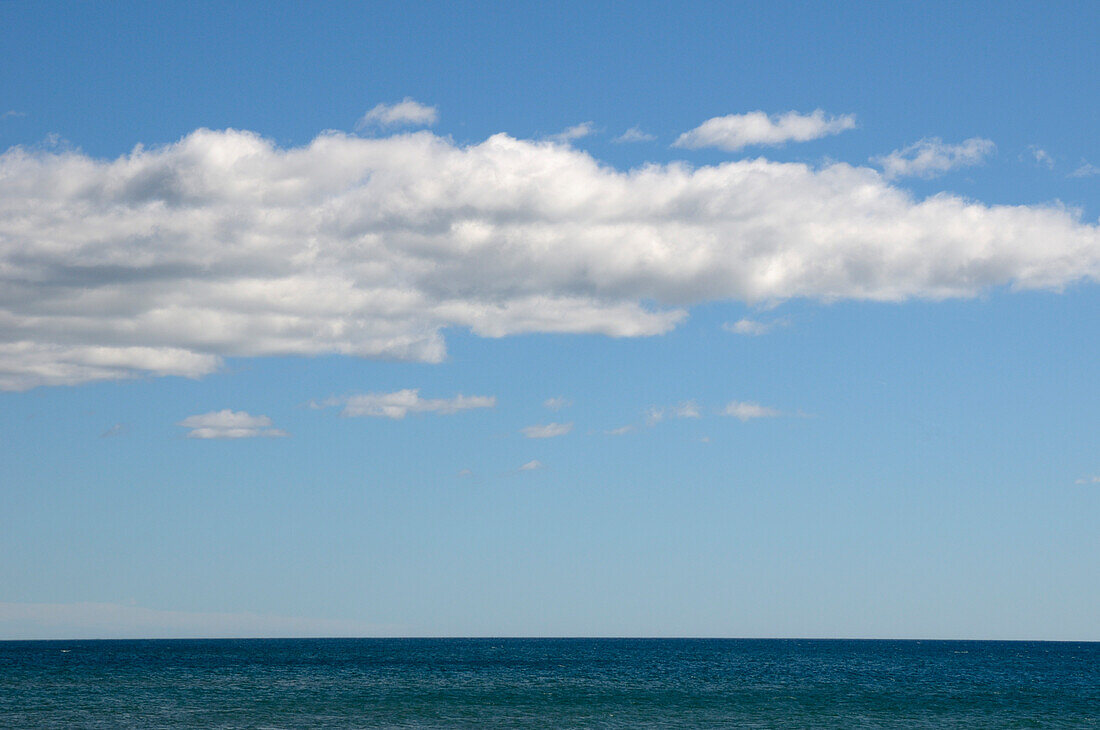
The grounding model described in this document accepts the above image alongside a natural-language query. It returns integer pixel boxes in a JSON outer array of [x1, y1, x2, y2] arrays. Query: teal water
[[1, 639, 1097, 728]]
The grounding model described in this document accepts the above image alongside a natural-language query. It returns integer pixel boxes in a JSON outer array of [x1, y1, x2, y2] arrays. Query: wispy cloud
[[177, 410, 287, 439], [517, 459, 544, 471], [356, 98, 438, 129], [674, 110, 856, 151], [645, 401, 701, 425], [723, 318, 787, 336], [543, 396, 572, 411], [673, 401, 701, 418], [873, 137, 995, 179], [723, 401, 781, 422], [320, 389, 495, 419], [1027, 145, 1054, 169], [1070, 162, 1100, 178], [100, 423, 126, 438], [613, 126, 655, 143], [521, 422, 573, 438], [549, 122, 595, 143], [1075, 475, 1100, 485], [605, 425, 634, 436], [1, 110, 26, 120]]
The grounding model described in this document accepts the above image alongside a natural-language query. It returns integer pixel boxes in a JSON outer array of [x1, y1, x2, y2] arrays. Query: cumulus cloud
[[518, 459, 543, 471], [521, 421, 573, 438], [614, 126, 656, 143], [544, 396, 571, 411], [723, 318, 787, 336], [0, 125, 1098, 390], [874, 137, 995, 179], [177, 410, 287, 439], [723, 401, 781, 421], [356, 98, 438, 129], [321, 389, 495, 418], [674, 110, 856, 151]]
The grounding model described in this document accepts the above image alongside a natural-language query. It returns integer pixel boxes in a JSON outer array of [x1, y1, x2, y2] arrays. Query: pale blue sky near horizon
[[0, 1, 1097, 640]]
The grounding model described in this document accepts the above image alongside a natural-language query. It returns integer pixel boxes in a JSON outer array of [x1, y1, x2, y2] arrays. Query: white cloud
[[674, 110, 856, 151], [2, 110, 26, 120], [723, 401, 781, 421], [0, 126, 1098, 390], [614, 126, 656, 143], [356, 98, 438, 129], [521, 421, 573, 438], [874, 137, 995, 179], [646, 401, 700, 425], [177, 409, 287, 439], [518, 459, 543, 471], [544, 396, 571, 411], [605, 424, 634, 435], [549, 122, 595, 143], [1070, 162, 1100, 178], [723, 318, 787, 336], [0, 601, 391, 639], [1028, 146, 1054, 169], [1075, 475, 1100, 484], [322, 389, 495, 419], [673, 400, 701, 418], [644, 407, 665, 426]]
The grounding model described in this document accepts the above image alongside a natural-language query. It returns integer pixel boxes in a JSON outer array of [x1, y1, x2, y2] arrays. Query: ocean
[[1, 638, 1097, 728]]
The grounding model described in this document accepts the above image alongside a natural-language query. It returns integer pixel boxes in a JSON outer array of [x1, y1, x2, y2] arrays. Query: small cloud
[[723, 401, 781, 422], [723, 318, 787, 336], [2, 110, 26, 120], [645, 401, 700, 425], [1027, 145, 1055, 169], [613, 126, 656, 143], [518, 459, 543, 472], [549, 122, 595, 144], [543, 396, 572, 411], [521, 422, 573, 439], [177, 410, 287, 439], [605, 425, 634, 436], [673, 401, 701, 418], [699, 436, 711, 443], [1075, 475, 1100, 485], [873, 137, 995, 179], [1070, 162, 1100, 178], [457, 468, 473, 478], [320, 389, 495, 419], [100, 423, 126, 438], [674, 110, 856, 151], [356, 98, 438, 129]]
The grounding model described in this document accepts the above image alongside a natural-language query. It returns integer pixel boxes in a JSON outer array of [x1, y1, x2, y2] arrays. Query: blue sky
[[1, 1, 1097, 640]]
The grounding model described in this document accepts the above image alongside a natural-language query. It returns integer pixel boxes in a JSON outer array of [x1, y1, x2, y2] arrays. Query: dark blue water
[[1, 639, 1097, 728]]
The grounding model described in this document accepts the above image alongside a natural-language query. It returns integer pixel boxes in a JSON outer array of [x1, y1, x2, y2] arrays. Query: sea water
[[1, 638, 1097, 728]]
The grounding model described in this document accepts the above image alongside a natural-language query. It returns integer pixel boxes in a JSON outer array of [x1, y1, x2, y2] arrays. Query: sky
[[0, 0, 1098, 640]]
